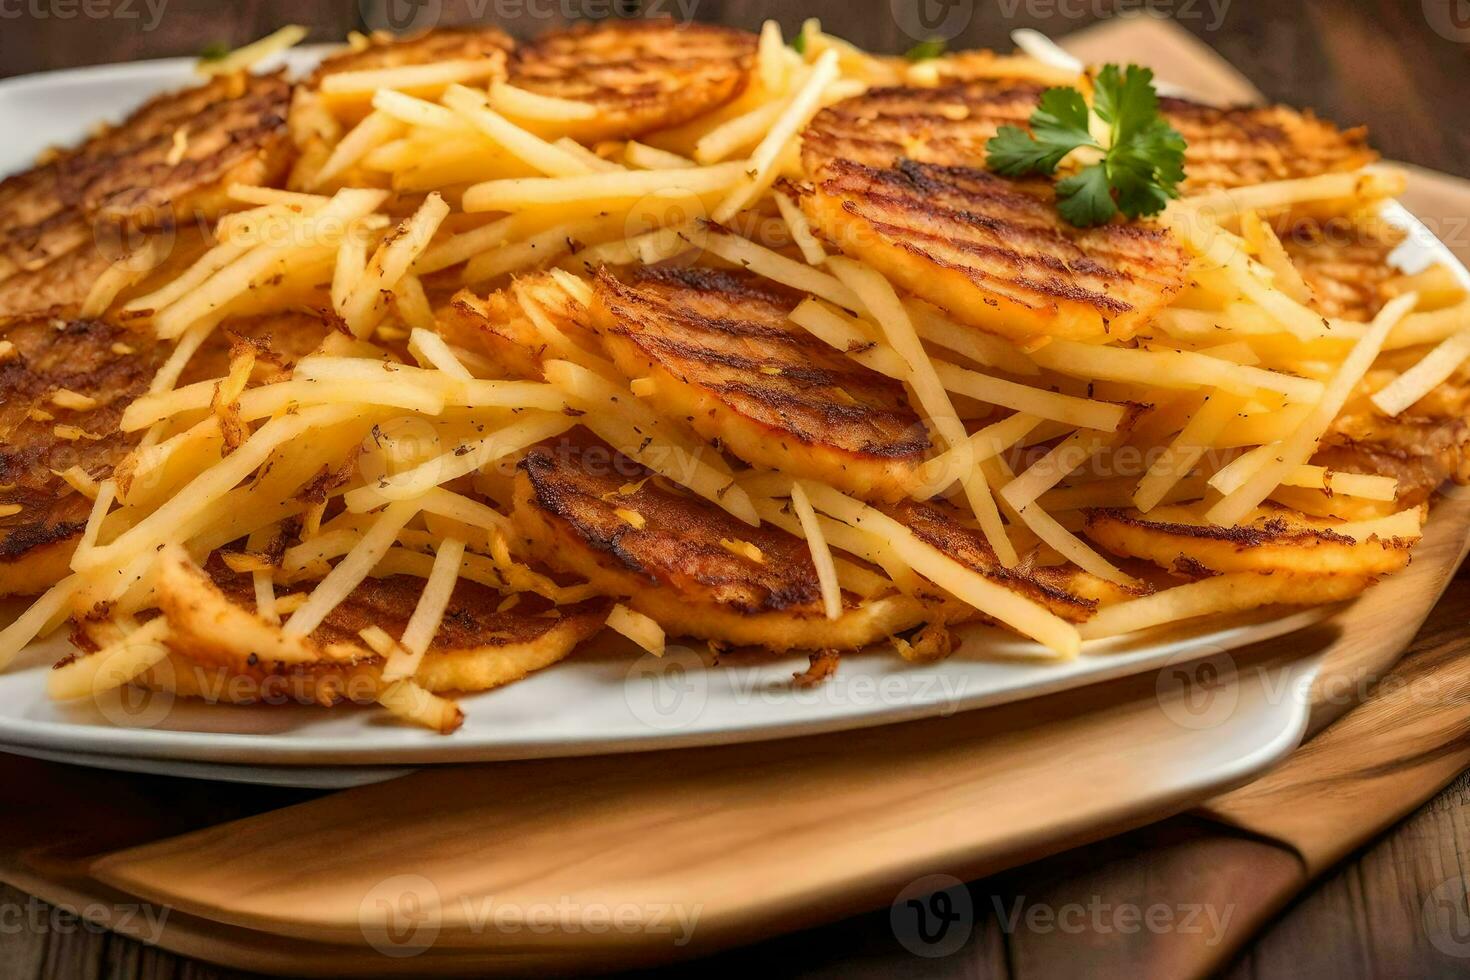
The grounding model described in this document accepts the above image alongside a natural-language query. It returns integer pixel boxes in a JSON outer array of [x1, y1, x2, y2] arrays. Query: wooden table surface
[[3, 1, 1470, 977]]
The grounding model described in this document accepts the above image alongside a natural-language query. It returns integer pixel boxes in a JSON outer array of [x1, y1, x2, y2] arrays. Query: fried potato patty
[[797, 156, 1187, 343], [886, 498, 1143, 623], [1280, 215, 1405, 322], [435, 272, 593, 381], [1084, 503, 1413, 577], [591, 266, 930, 502], [802, 81, 1375, 194], [509, 20, 757, 141], [512, 435, 928, 650], [0, 318, 165, 594], [0, 312, 331, 595], [141, 547, 609, 705], [0, 71, 292, 318]]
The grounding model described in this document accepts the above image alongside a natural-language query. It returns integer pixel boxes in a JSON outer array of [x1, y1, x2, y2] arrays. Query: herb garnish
[[985, 64, 1186, 227]]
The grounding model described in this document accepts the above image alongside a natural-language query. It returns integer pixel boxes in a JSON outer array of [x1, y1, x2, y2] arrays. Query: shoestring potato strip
[[8, 18, 1468, 732]]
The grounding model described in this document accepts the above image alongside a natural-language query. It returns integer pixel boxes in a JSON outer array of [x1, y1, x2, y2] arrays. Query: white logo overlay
[[891, 874, 974, 958], [359, 874, 443, 958], [623, 645, 709, 731]]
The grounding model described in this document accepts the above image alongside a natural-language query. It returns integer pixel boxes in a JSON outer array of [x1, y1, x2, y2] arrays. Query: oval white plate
[[0, 54, 1464, 778]]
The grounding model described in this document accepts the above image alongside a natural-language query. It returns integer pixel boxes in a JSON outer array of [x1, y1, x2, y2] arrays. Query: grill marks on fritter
[[510, 20, 757, 140], [591, 267, 929, 500], [516, 436, 828, 616], [804, 81, 1044, 173], [798, 154, 1187, 342], [802, 82, 1375, 194], [0, 319, 164, 570], [0, 312, 330, 590], [205, 553, 597, 656], [1281, 215, 1405, 322], [0, 72, 292, 318], [1159, 97, 1375, 193], [886, 498, 1138, 622]]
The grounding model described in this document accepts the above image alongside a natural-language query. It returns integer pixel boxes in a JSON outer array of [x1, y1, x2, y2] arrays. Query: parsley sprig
[[985, 65, 1186, 228]]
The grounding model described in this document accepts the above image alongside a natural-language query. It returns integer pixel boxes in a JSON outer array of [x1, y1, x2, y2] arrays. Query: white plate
[[1, 55, 1465, 779]]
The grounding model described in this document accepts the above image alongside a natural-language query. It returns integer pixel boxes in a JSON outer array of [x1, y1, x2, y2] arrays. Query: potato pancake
[[435, 272, 594, 381], [797, 155, 1187, 343], [802, 81, 1375, 194], [591, 266, 930, 502], [0, 318, 164, 594], [141, 548, 609, 705], [1085, 503, 1413, 578], [1280, 214, 1405, 321], [0, 312, 330, 595], [509, 20, 757, 141], [512, 435, 928, 650], [886, 498, 1142, 622], [0, 71, 292, 318], [1159, 97, 1375, 194]]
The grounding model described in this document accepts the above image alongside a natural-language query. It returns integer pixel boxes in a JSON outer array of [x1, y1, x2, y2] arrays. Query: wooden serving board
[[5, 18, 1470, 977]]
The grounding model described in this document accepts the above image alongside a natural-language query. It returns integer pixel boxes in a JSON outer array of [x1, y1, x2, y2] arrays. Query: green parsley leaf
[[987, 87, 1096, 177], [1056, 164, 1116, 227], [791, 32, 807, 54], [199, 41, 231, 62], [904, 38, 947, 62], [983, 63, 1187, 228]]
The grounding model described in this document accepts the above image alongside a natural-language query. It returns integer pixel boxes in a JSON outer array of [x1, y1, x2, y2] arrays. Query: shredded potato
[[5, 22, 1460, 735]]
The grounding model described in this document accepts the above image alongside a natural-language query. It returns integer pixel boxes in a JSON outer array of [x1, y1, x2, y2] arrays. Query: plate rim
[[0, 54, 1463, 770]]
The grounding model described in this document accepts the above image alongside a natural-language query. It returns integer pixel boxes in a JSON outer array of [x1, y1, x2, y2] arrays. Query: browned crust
[[1159, 97, 1377, 193], [509, 20, 757, 141], [0, 71, 293, 318], [0, 312, 331, 591], [515, 434, 828, 616], [1083, 505, 1413, 578], [885, 498, 1143, 622], [591, 266, 929, 499], [798, 155, 1186, 342], [0, 317, 166, 583], [148, 549, 609, 704], [801, 82, 1376, 195]]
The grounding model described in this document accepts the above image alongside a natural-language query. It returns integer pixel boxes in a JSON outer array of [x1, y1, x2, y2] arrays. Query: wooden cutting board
[[5, 18, 1470, 977]]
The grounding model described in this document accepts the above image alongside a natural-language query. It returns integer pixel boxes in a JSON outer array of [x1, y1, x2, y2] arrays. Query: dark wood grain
[[2, 0, 1468, 177], [1, 2, 1468, 977]]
